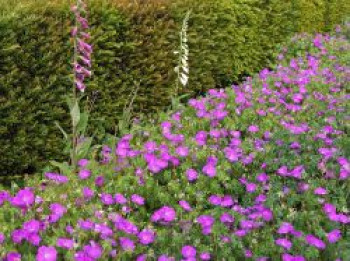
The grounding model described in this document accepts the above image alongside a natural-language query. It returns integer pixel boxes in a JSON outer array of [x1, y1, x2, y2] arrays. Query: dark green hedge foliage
[[0, 0, 349, 177]]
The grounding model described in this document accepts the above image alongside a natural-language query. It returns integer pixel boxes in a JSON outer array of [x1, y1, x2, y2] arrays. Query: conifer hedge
[[0, 0, 349, 177]]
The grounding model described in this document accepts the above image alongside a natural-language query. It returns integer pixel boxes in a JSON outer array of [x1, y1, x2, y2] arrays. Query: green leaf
[[49, 160, 72, 175], [65, 96, 74, 111], [54, 121, 68, 140], [76, 137, 93, 159], [71, 100, 80, 128], [77, 112, 89, 136]]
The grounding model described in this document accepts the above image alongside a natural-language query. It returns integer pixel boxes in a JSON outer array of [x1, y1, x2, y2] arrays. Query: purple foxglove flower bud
[[78, 16, 89, 29], [80, 32, 91, 39], [75, 80, 86, 92], [71, 26, 78, 37]]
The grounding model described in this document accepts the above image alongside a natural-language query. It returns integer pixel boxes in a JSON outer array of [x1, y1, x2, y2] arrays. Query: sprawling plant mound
[[0, 26, 349, 260]]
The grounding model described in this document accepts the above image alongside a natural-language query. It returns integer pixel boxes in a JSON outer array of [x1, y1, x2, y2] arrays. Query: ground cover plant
[[0, 1, 350, 260]]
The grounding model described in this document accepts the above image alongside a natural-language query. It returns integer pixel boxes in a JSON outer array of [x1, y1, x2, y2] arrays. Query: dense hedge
[[0, 0, 349, 177]]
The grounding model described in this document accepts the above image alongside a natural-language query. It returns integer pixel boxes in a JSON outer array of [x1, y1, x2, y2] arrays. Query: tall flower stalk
[[54, 0, 93, 172], [171, 10, 191, 110], [71, 1, 92, 94], [174, 10, 190, 95], [70, 0, 92, 169]]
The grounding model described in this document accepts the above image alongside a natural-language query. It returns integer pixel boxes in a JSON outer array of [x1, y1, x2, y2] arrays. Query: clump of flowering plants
[[0, 18, 350, 261]]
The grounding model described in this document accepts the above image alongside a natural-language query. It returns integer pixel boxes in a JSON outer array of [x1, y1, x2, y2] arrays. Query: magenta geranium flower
[[100, 193, 114, 205], [131, 194, 145, 205], [163, 207, 176, 222], [179, 200, 192, 212], [208, 195, 221, 206], [138, 229, 155, 245], [326, 229, 341, 243], [223, 147, 240, 162], [50, 203, 67, 217], [78, 169, 91, 180], [151, 206, 176, 224], [23, 219, 41, 234], [277, 222, 294, 234], [74, 250, 90, 261], [11, 188, 35, 208], [82, 187, 94, 200], [244, 249, 253, 258], [56, 238, 74, 249], [197, 215, 215, 228], [11, 229, 26, 244], [220, 212, 235, 224], [194, 131, 207, 146], [245, 183, 257, 193], [94, 176, 105, 187], [78, 158, 89, 167], [255, 194, 267, 204], [65, 225, 74, 234], [186, 169, 198, 182], [182, 245, 196, 258], [221, 195, 234, 207], [4, 251, 21, 261], [136, 254, 147, 261], [290, 141, 301, 149], [114, 193, 127, 204], [305, 234, 326, 249], [199, 252, 211, 260], [143, 141, 158, 152], [78, 219, 94, 230], [277, 166, 289, 177], [27, 233, 41, 246], [240, 219, 256, 230], [45, 173, 69, 184], [175, 146, 189, 157], [314, 187, 327, 195], [119, 237, 135, 252], [83, 241, 102, 259], [202, 163, 216, 178], [282, 253, 305, 261], [36, 246, 57, 261], [256, 173, 269, 183], [116, 219, 138, 235], [0, 233, 5, 244], [94, 223, 113, 238], [323, 203, 336, 214], [275, 238, 292, 250], [297, 182, 309, 192], [318, 147, 337, 160], [289, 165, 304, 179], [248, 125, 259, 133]]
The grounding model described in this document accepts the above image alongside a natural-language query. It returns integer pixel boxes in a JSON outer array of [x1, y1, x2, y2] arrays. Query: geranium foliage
[[0, 24, 349, 261]]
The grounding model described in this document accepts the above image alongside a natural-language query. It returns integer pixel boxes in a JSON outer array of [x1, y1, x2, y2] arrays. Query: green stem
[[71, 2, 79, 171]]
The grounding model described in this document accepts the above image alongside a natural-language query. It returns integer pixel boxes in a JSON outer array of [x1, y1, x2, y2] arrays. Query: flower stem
[[71, 3, 79, 171]]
